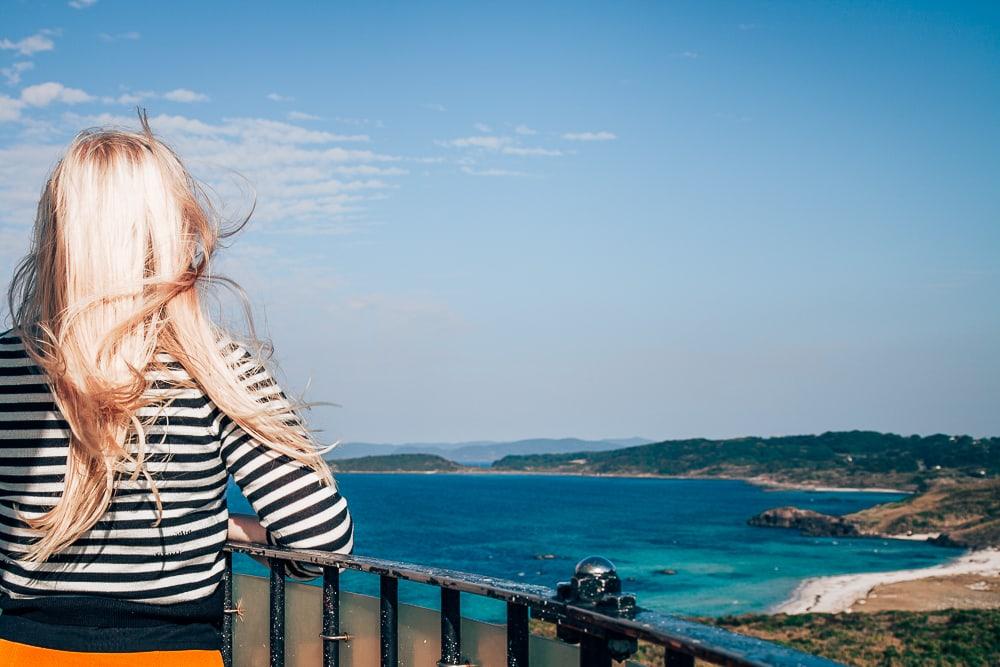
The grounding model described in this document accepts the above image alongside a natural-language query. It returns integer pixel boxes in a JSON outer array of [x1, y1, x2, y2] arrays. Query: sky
[[0, 1, 998, 444]]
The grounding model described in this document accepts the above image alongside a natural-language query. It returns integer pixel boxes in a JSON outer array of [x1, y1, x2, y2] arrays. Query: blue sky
[[1, 1, 998, 443]]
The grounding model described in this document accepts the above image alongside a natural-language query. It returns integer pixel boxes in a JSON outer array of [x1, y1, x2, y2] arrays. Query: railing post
[[380, 575, 398, 667], [322, 566, 343, 667], [269, 558, 286, 667], [665, 649, 696, 667], [440, 587, 469, 666], [579, 634, 612, 667], [221, 550, 234, 667], [506, 601, 530, 667]]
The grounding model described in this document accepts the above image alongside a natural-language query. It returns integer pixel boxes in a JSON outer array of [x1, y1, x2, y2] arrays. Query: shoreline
[[331, 467, 914, 494], [771, 547, 1000, 615]]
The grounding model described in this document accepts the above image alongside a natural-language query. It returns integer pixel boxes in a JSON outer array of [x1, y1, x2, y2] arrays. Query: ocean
[[228, 473, 961, 621]]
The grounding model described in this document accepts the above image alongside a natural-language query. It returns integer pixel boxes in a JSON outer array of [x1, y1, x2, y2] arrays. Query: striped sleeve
[[217, 343, 354, 580]]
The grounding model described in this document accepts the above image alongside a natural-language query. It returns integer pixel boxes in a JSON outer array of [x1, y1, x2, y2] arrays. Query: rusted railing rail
[[221, 538, 844, 667]]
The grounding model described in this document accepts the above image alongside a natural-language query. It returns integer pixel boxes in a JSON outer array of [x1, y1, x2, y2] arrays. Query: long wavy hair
[[6, 107, 335, 563]]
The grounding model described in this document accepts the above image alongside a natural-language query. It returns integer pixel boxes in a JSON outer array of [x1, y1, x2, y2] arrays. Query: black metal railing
[[221, 538, 845, 667]]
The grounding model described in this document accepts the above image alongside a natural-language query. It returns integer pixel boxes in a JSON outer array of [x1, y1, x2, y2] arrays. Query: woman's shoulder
[[0, 327, 27, 362]]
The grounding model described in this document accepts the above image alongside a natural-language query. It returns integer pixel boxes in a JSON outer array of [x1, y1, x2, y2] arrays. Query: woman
[[0, 109, 354, 665]]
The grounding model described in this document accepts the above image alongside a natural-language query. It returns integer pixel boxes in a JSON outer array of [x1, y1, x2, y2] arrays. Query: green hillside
[[492, 431, 998, 489], [330, 453, 463, 472]]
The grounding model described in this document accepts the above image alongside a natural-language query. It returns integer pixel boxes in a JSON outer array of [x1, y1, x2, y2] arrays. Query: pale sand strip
[[771, 548, 1000, 614]]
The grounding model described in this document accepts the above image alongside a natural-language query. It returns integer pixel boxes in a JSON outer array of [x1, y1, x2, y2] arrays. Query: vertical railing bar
[[506, 601, 529, 667], [440, 587, 462, 666], [221, 550, 234, 667], [322, 566, 341, 667], [269, 558, 286, 667], [579, 634, 611, 667], [380, 575, 399, 667], [664, 647, 696, 667]]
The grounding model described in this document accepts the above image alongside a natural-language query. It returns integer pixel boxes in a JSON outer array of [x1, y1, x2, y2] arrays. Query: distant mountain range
[[323, 436, 653, 464]]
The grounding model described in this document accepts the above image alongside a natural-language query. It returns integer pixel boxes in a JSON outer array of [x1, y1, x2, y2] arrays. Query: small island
[[329, 453, 465, 473]]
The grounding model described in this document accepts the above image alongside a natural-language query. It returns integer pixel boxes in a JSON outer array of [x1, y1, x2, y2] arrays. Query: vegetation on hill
[[492, 431, 998, 490], [529, 609, 1000, 666], [748, 479, 999, 548], [849, 478, 1000, 548], [329, 453, 463, 472]]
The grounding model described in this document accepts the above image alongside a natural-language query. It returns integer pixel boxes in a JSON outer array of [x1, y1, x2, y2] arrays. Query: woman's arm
[[228, 514, 271, 569]]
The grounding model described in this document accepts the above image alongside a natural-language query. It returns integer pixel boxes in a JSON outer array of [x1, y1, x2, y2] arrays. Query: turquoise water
[[228, 473, 961, 621]]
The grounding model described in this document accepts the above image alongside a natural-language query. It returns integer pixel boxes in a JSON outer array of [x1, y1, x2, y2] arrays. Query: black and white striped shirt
[[0, 327, 353, 651]]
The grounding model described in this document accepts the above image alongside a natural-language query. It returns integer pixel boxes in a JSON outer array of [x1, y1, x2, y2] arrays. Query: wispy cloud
[[0, 111, 416, 236], [267, 92, 294, 102], [420, 102, 447, 112], [473, 122, 492, 133], [460, 166, 532, 177], [502, 146, 562, 156], [514, 124, 536, 135], [437, 134, 563, 156], [562, 131, 616, 142], [98, 88, 213, 105], [335, 116, 384, 128], [0, 29, 59, 56], [671, 50, 700, 59], [68, 0, 98, 8], [1, 61, 34, 86], [0, 95, 23, 122], [288, 110, 321, 121], [99, 31, 141, 42], [163, 88, 209, 103], [438, 135, 510, 150]]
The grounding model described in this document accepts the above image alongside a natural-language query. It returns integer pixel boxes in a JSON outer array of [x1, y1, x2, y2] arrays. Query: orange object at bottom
[[0, 638, 224, 667]]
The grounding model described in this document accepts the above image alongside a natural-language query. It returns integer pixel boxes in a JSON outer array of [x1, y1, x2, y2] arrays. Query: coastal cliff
[[748, 479, 999, 550]]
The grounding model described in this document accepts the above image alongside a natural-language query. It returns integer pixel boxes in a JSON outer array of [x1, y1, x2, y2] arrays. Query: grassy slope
[[847, 478, 1000, 548]]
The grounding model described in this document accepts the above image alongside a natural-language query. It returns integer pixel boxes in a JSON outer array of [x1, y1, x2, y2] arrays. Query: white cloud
[[561, 131, 616, 142], [288, 110, 321, 121], [69, 0, 98, 8], [437, 135, 511, 150], [0, 29, 59, 56], [0, 95, 24, 122], [473, 122, 492, 133], [267, 92, 294, 102], [514, 124, 536, 135], [163, 88, 209, 103], [101, 90, 156, 105], [21, 82, 94, 107], [40, 111, 410, 232], [98, 31, 141, 42], [1, 61, 34, 86], [438, 134, 564, 157], [335, 116, 383, 128], [502, 146, 562, 156], [420, 102, 447, 112], [460, 166, 532, 177]]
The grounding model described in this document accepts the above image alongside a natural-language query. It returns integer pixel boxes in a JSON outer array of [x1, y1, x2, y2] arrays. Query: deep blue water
[[228, 473, 961, 621]]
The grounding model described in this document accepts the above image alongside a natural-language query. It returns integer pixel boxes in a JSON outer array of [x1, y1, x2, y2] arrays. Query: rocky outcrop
[[748, 506, 862, 537]]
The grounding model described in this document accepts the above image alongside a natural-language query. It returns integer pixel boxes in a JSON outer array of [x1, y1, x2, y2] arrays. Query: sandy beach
[[772, 548, 1000, 614]]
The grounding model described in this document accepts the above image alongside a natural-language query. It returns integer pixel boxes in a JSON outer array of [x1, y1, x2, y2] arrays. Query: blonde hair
[[6, 107, 335, 563]]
